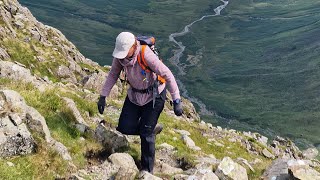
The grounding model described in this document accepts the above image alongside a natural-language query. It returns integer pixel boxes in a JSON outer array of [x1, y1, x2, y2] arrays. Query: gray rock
[[6, 161, 14, 167], [0, 61, 36, 83], [288, 159, 320, 180], [138, 171, 162, 180], [62, 97, 89, 133], [158, 143, 175, 151], [82, 71, 121, 98], [236, 158, 255, 172], [95, 123, 129, 153], [0, 90, 72, 160], [215, 157, 248, 180], [175, 129, 191, 136], [13, 20, 24, 29], [0, 48, 10, 59], [156, 161, 183, 175], [109, 153, 138, 178], [263, 148, 275, 159], [195, 156, 220, 168], [261, 158, 290, 180], [173, 174, 189, 180], [115, 166, 137, 180], [30, 28, 41, 41], [193, 170, 219, 180], [56, 65, 72, 78], [75, 160, 119, 180], [181, 134, 201, 151], [51, 141, 72, 161], [0, 117, 36, 157], [302, 148, 319, 160]]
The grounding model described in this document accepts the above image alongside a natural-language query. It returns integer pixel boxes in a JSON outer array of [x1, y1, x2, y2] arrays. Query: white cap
[[112, 32, 135, 59]]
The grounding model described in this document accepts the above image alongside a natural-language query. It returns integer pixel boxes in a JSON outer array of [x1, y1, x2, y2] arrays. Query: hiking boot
[[153, 123, 163, 135]]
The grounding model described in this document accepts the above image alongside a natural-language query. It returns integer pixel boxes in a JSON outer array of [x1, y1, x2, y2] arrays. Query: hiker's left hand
[[173, 99, 183, 116], [97, 95, 106, 114]]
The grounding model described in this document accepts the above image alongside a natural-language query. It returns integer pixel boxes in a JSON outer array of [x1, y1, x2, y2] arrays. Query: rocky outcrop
[[0, 0, 102, 86], [95, 123, 129, 154], [0, 61, 46, 89], [215, 157, 248, 180], [302, 147, 319, 160], [288, 159, 320, 180], [138, 171, 162, 180], [0, 114, 36, 157], [62, 97, 89, 133], [262, 158, 290, 180], [108, 153, 139, 180], [81, 70, 122, 98], [175, 129, 201, 151], [0, 48, 10, 60], [0, 90, 71, 160]]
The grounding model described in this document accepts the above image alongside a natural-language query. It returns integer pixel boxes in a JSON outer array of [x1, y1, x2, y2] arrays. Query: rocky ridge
[[0, 0, 320, 179]]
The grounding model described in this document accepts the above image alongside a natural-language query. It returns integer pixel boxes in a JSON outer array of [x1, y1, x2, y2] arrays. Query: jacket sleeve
[[143, 46, 181, 100], [100, 58, 123, 97]]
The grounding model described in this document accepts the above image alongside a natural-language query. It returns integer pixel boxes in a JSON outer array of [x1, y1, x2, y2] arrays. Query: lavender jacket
[[101, 41, 181, 106]]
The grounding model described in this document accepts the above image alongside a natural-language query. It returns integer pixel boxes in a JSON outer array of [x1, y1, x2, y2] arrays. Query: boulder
[[108, 153, 138, 179], [95, 123, 129, 153], [262, 148, 275, 159], [74, 160, 119, 180], [115, 166, 137, 180], [156, 160, 183, 175], [56, 65, 77, 83], [0, 61, 36, 83], [0, 90, 72, 160], [302, 148, 319, 160], [181, 134, 201, 151], [62, 97, 89, 133], [175, 129, 191, 136], [0, 116, 36, 157], [0, 48, 10, 59], [288, 159, 320, 180], [261, 158, 290, 180], [138, 171, 162, 180], [215, 157, 248, 180], [81, 71, 122, 98]]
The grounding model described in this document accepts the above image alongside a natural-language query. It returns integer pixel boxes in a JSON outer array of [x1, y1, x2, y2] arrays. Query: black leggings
[[116, 89, 166, 173]]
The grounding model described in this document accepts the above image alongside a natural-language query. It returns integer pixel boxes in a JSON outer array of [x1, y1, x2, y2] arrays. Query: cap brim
[[112, 48, 129, 59]]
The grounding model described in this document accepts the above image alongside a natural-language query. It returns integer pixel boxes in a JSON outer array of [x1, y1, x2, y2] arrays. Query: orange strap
[[137, 45, 166, 84]]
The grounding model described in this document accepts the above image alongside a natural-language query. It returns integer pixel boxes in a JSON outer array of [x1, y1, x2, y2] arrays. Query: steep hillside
[[0, 0, 319, 179]]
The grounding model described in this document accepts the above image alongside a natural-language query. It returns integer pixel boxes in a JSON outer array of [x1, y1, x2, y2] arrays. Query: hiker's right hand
[[173, 99, 183, 116], [97, 95, 106, 114]]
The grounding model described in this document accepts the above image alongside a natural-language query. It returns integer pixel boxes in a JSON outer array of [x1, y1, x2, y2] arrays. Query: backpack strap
[[137, 45, 151, 72], [137, 45, 166, 84]]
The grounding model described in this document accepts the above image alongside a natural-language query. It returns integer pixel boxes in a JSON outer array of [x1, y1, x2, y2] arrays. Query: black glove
[[173, 99, 183, 116], [97, 95, 106, 114]]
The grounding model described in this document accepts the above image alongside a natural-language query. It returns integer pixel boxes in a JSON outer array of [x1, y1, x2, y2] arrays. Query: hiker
[[97, 32, 183, 173]]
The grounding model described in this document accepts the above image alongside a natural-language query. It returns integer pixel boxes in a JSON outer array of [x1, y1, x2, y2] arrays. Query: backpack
[[119, 35, 166, 84]]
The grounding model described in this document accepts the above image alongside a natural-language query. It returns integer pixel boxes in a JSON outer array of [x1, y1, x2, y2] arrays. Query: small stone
[[159, 143, 175, 151], [262, 148, 275, 159], [7, 162, 14, 167]]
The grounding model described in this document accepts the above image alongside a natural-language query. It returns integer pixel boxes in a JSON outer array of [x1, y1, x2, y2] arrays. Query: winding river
[[168, 0, 229, 115]]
